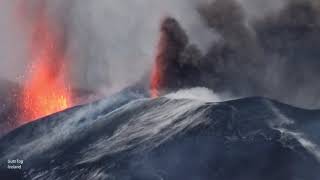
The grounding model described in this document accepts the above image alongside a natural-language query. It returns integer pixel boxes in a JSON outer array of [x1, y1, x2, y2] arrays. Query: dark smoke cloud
[[155, 0, 320, 109], [150, 17, 202, 96]]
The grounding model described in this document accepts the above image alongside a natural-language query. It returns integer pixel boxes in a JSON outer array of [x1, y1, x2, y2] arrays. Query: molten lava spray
[[20, 3, 72, 122], [150, 20, 169, 98], [151, 17, 187, 98], [150, 62, 162, 98]]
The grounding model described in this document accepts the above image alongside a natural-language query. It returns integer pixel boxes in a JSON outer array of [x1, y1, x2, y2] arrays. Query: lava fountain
[[150, 19, 168, 98], [150, 62, 162, 98], [150, 17, 189, 98], [19, 3, 72, 122]]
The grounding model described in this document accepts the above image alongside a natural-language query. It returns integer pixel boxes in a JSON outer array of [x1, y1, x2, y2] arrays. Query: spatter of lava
[[150, 61, 162, 98], [150, 19, 168, 98], [150, 17, 188, 98], [19, 2, 72, 122]]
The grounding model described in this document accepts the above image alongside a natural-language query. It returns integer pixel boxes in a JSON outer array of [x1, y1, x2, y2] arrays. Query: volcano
[[2, 0, 320, 179], [1, 87, 320, 180]]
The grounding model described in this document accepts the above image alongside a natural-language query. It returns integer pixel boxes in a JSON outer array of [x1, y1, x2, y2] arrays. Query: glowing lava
[[21, 61, 72, 121], [150, 63, 162, 98], [151, 17, 188, 98], [20, 3, 72, 122], [150, 19, 168, 98]]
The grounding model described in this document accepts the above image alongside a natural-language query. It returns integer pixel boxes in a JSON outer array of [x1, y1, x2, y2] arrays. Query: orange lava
[[150, 20, 168, 98], [21, 61, 72, 121], [150, 62, 161, 98], [20, 3, 72, 122]]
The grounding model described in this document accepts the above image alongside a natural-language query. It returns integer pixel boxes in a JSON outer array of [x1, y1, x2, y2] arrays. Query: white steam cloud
[[165, 87, 222, 102]]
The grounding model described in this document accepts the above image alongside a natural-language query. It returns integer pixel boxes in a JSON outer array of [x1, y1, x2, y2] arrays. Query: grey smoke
[[236, 0, 288, 20], [63, 0, 216, 95], [0, 0, 28, 82], [157, 0, 320, 109], [0, 0, 216, 96]]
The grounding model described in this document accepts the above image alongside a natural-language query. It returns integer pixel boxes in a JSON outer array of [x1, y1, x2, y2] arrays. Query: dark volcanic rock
[[1, 89, 320, 180]]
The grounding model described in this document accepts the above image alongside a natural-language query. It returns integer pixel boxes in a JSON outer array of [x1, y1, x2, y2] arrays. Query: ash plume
[[150, 17, 202, 97], [153, 0, 320, 109]]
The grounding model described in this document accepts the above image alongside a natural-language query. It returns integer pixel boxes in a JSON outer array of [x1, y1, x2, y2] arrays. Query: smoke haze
[[0, 0, 215, 95], [149, 0, 320, 109]]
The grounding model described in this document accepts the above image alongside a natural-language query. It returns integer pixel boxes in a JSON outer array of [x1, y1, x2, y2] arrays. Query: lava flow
[[20, 4, 72, 122]]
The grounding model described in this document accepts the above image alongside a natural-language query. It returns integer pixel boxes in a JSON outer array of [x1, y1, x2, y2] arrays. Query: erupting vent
[[150, 19, 168, 98], [19, 3, 72, 122], [150, 62, 161, 98]]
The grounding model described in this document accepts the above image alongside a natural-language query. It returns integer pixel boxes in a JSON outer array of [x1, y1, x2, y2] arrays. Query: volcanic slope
[[1, 88, 320, 180]]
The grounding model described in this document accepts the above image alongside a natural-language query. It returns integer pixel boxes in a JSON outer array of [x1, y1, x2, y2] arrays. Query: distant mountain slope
[[1, 88, 320, 180]]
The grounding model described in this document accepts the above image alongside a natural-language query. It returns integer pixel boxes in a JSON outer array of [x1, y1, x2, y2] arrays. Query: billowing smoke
[[154, 0, 320, 109], [201, 0, 320, 109], [236, 0, 288, 19], [64, 0, 216, 95]]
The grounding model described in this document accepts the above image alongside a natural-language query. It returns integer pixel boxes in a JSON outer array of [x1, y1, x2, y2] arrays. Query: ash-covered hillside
[[1, 88, 320, 180]]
